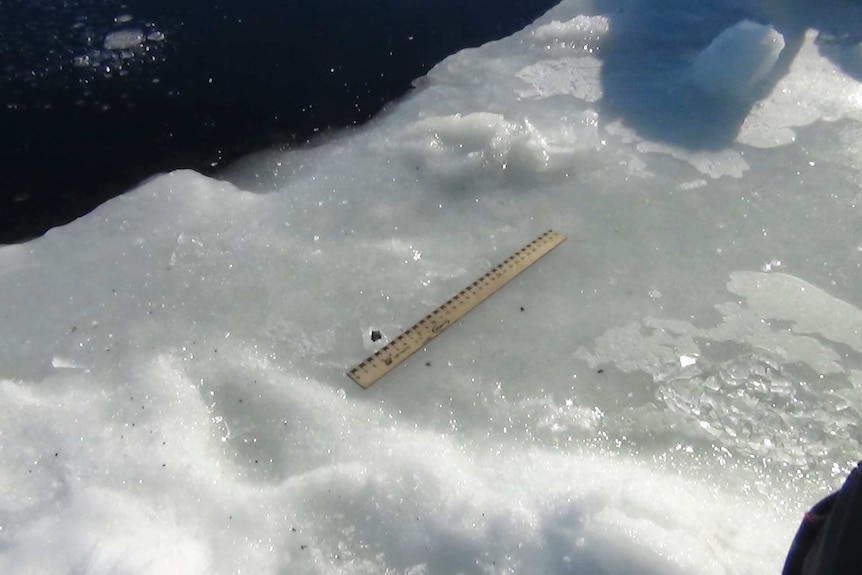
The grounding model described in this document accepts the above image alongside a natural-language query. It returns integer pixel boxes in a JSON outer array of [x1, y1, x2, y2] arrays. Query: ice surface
[[3, 0, 862, 573]]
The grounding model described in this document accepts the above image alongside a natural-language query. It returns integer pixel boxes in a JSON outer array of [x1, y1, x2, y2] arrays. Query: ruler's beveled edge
[[347, 230, 566, 388]]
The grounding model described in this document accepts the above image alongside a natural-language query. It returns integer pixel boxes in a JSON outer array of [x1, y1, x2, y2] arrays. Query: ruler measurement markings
[[348, 230, 566, 388]]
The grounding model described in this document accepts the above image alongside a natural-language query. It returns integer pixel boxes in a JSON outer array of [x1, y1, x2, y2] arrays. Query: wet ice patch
[[576, 271, 862, 483], [603, 119, 749, 179], [635, 141, 749, 179], [726, 271, 862, 352], [516, 56, 604, 102]]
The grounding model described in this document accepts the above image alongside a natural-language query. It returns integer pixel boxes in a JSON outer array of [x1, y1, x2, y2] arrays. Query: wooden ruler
[[348, 230, 566, 388]]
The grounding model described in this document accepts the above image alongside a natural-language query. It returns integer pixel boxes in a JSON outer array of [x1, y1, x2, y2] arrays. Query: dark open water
[[0, 0, 557, 243]]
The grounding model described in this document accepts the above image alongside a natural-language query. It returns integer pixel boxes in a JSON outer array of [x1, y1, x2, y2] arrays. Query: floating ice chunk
[[692, 20, 785, 102], [103, 29, 145, 51], [72, 54, 92, 68]]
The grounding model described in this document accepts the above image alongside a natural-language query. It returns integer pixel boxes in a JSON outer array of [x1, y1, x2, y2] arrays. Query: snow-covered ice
[[3, 0, 862, 573]]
